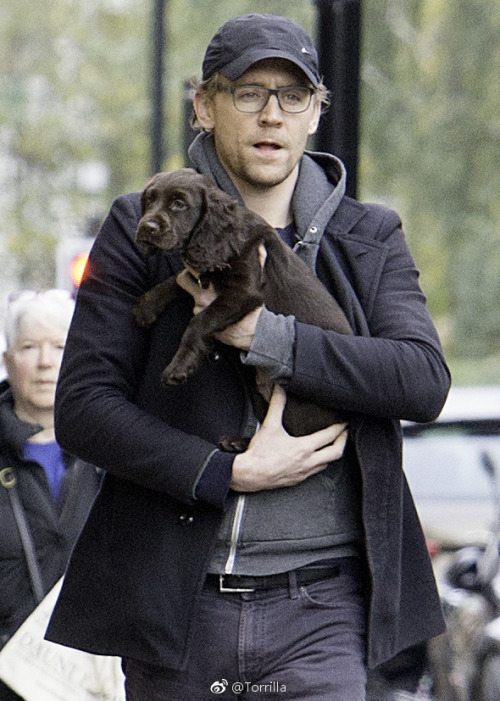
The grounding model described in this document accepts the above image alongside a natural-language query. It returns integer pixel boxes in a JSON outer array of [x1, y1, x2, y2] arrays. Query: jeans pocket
[[299, 573, 365, 609]]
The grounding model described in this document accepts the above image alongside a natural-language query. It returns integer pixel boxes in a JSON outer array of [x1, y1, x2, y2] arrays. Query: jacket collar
[[188, 132, 348, 270], [0, 382, 44, 455]]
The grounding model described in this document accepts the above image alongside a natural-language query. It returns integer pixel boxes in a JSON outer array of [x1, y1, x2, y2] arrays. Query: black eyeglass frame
[[216, 84, 316, 114]]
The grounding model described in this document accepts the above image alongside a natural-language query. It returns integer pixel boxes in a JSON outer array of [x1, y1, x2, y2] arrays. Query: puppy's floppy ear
[[140, 174, 159, 214], [187, 183, 245, 269]]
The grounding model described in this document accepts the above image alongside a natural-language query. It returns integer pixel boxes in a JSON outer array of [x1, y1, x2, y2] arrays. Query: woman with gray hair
[[0, 290, 102, 701]]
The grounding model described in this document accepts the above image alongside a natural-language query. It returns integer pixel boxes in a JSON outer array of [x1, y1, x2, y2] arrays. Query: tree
[[1, 0, 499, 371], [0, 0, 149, 287], [361, 0, 500, 359]]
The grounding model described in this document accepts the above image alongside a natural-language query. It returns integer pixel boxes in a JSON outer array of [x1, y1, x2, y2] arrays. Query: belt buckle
[[219, 575, 255, 593]]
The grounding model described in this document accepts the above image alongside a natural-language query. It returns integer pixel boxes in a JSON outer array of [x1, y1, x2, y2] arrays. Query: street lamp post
[[314, 0, 361, 199], [151, 0, 166, 175]]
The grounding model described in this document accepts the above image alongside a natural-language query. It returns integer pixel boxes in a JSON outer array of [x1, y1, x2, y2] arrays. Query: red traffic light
[[70, 252, 89, 288], [56, 237, 94, 292]]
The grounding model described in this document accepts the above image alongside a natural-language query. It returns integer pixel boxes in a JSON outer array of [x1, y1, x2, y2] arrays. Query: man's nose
[[258, 94, 283, 123]]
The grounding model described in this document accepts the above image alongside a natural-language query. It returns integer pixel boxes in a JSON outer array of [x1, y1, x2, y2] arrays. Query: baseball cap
[[202, 14, 320, 87]]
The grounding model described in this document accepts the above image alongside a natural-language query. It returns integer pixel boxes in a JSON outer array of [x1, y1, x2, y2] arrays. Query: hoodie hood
[[290, 150, 346, 269], [188, 132, 347, 270]]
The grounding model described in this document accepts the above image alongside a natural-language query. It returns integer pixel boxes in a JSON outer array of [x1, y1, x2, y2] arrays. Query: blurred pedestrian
[[0, 290, 102, 701]]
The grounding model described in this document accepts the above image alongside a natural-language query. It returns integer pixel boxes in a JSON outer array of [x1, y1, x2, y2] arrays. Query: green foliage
[[361, 0, 500, 367], [448, 354, 500, 387], [0, 0, 149, 287], [1, 0, 499, 382]]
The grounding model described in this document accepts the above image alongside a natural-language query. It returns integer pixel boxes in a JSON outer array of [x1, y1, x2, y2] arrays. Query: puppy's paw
[[131, 302, 158, 327], [218, 436, 250, 453]]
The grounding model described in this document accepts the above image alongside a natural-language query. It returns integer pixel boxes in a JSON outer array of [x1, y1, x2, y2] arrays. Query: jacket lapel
[[317, 198, 390, 335]]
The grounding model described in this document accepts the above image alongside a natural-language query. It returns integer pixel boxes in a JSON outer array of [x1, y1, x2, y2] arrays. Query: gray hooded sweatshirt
[[189, 133, 363, 575]]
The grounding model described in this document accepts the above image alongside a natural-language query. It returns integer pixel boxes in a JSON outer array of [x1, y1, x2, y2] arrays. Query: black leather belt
[[205, 557, 360, 593]]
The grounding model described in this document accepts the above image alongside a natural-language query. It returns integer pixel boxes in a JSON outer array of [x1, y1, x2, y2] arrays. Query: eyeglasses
[[217, 84, 316, 114]]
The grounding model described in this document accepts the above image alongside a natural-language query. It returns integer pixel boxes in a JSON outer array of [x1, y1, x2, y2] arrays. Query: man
[[46, 14, 450, 700]]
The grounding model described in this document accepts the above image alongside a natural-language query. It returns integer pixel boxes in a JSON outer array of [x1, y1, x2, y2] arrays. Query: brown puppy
[[132, 168, 353, 451]]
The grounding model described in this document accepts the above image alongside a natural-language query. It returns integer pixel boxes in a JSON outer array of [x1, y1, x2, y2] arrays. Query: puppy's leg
[[132, 277, 180, 327], [161, 292, 262, 385]]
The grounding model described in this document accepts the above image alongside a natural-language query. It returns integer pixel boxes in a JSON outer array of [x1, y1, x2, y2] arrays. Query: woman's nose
[[37, 343, 56, 366]]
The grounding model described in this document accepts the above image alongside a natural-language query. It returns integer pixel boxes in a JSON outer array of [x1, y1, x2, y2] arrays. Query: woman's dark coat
[[45, 165, 450, 670], [0, 381, 102, 649]]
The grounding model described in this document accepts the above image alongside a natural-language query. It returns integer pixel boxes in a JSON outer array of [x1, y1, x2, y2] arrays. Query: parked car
[[376, 386, 500, 700], [403, 385, 500, 554]]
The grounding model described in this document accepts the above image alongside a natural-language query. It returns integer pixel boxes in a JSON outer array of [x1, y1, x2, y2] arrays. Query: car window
[[403, 426, 500, 500]]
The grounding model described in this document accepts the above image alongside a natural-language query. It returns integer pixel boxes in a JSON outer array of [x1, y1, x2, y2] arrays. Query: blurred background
[[0, 0, 499, 384]]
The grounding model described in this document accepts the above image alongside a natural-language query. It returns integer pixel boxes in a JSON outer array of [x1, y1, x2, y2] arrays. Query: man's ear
[[193, 91, 215, 131], [307, 99, 322, 136]]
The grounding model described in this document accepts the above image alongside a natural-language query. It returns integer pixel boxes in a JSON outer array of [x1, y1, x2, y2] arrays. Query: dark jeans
[[124, 564, 367, 700]]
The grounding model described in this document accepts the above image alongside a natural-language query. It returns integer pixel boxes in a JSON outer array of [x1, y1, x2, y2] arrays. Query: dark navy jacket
[[46, 170, 450, 669]]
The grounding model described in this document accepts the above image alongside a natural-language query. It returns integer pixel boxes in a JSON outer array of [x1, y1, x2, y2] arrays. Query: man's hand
[[176, 267, 263, 351], [176, 268, 217, 315], [231, 385, 348, 492]]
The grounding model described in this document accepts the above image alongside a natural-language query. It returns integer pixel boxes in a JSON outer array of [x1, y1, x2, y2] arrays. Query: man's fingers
[[175, 268, 195, 292], [310, 422, 348, 449], [262, 387, 347, 455], [261, 384, 287, 427], [258, 244, 267, 268], [176, 268, 216, 314], [316, 427, 348, 463]]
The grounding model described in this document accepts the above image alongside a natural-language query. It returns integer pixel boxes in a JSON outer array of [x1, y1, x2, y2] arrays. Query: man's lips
[[254, 141, 282, 150], [253, 141, 284, 158]]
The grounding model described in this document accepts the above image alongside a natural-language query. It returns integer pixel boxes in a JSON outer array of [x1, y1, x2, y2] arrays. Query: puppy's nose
[[137, 220, 161, 243], [143, 221, 160, 234]]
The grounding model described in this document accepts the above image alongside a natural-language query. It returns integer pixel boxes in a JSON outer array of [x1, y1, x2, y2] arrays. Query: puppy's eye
[[169, 198, 188, 212]]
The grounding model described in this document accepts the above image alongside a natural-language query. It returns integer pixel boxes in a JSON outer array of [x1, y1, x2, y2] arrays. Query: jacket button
[[179, 513, 195, 526]]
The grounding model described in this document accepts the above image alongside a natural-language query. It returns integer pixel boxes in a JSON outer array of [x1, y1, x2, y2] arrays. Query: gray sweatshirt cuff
[[240, 307, 295, 380]]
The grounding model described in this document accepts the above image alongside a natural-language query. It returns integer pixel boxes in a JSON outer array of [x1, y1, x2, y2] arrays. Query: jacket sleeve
[[54, 193, 233, 506], [245, 205, 450, 423]]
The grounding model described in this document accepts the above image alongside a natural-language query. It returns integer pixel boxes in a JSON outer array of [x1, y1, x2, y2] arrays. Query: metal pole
[[314, 0, 361, 198], [151, 0, 165, 175]]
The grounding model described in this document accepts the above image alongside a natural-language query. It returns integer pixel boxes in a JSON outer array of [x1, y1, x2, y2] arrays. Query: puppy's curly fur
[[132, 168, 352, 452]]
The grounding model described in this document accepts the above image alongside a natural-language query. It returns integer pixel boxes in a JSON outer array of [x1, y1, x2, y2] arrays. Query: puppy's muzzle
[[136, 219, 161, 244], [136, 219, 176, 255]]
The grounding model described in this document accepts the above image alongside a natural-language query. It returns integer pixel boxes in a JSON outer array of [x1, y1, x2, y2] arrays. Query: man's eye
[[169, 199, 188, 211], [281, 88, 309, 105], [237, 88, 262, 102]]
